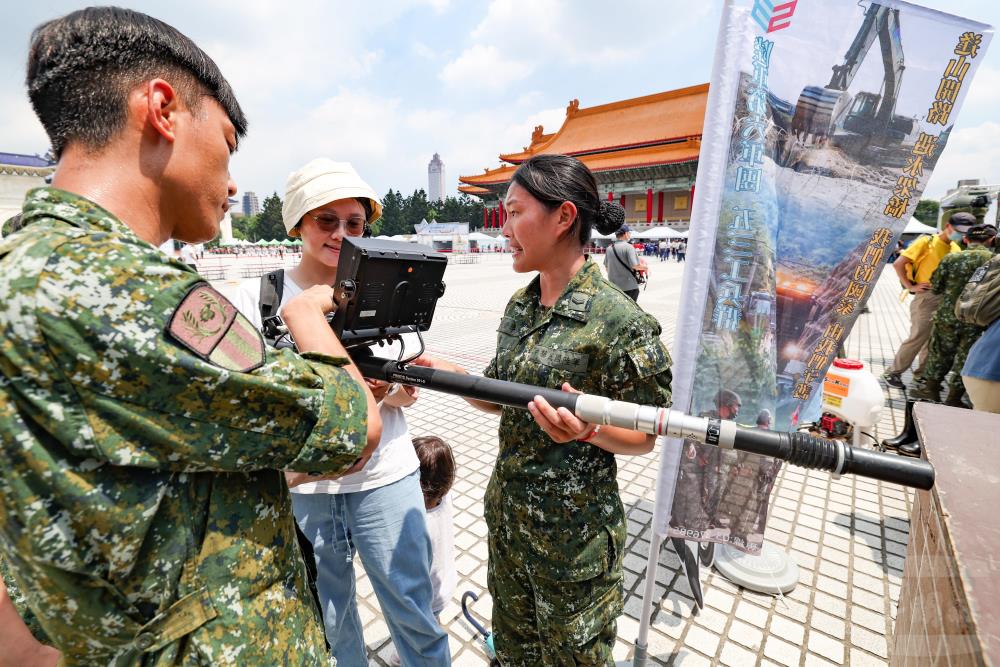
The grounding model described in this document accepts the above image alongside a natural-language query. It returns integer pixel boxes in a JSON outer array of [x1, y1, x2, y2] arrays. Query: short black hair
[[27, 6, 247, 158]]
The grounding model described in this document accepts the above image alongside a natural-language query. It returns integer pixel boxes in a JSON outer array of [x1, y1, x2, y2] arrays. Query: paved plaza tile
[[219, 253, 916, 665]]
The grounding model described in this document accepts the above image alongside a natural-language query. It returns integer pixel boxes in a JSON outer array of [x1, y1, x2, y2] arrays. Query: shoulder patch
[[167, 283, 265, 372], [626, 339, 671, 379]]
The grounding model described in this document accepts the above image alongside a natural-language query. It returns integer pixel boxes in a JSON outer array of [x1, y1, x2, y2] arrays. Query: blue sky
[[1, 0, 998, 208]]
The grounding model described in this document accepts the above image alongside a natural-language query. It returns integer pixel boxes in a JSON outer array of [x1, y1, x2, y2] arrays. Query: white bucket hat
[[282, 158, 383, 236]]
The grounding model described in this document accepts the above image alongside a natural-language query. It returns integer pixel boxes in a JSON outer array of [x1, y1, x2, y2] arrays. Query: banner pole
[[632, 529, 665, 667]]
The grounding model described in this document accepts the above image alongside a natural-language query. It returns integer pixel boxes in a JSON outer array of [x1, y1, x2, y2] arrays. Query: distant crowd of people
[[648, 238, 688, 262], [203, 245, 302, 257]]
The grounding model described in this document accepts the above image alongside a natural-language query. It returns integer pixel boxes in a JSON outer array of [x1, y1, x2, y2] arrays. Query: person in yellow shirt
[[882, 212, 973, 388]]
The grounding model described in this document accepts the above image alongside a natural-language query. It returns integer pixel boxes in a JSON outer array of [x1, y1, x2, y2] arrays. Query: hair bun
[[594, 200, 626, 235]]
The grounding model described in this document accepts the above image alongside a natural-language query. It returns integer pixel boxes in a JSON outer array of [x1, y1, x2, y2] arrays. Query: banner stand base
[[714, 542, 799, 594]]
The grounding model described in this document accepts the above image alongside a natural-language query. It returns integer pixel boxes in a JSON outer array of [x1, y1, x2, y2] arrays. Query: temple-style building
[[0, 152, 56, 236], [459, 83, 707, 231]]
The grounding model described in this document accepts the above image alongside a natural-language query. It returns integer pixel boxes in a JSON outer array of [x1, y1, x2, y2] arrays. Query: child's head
[[412, 436, 455, 509]]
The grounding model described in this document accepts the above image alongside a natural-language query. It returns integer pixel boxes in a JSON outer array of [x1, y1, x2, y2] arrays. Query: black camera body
[[330, 237, 448, 347]]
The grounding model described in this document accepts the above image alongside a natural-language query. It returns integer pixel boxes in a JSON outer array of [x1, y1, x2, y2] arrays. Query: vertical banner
[[655, 0, 992, 553]]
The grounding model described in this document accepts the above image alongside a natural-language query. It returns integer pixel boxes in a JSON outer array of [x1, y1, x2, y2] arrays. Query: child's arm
[[383, 383, 418, 408]]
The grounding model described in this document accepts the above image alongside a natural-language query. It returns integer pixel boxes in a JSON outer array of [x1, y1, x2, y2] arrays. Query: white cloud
[[439, 45, 533, 90], [422, 0, 451, 12], [956, 65, 1000, 126], [227, 81, 570, 202], [471, 0, 709, 66], [440, 0, 712, 94], [230, 87, 403, 196], [0, 92, 48, 156], [411, 41, 439, 60], [924, 121, 1000, 200], [0, 0, 723, 200]]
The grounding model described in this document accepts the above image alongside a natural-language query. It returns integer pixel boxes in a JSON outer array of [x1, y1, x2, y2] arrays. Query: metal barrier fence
[[447, 254, 480, 265], [197, 267, 228, 281], [193, 255, 299, 281], [196, 252, 494, 281]]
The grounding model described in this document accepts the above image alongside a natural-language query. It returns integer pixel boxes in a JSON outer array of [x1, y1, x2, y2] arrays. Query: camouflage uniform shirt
[[931, 245, 995, 323], [483, 260, 672, 580], [0, 188, 368, 665], [922, 244, 995, 388]]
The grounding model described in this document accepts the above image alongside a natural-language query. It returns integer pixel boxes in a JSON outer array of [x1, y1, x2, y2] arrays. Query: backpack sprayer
[[312, 238, 933, 489], [264, 236, 936, 656]]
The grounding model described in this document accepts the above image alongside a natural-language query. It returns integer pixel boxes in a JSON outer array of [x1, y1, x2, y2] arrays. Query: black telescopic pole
[[356, 356, 934, 491]]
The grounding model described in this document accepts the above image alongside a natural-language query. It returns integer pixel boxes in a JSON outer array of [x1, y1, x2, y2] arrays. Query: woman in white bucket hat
[[234, 158, 450, 666]]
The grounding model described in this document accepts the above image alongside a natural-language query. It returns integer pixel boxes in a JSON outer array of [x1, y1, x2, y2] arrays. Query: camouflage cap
[[967, 223, 997, 242]]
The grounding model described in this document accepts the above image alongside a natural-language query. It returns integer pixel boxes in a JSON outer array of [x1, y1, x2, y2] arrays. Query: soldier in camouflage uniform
[[911, 223, 998, 405], [419, 155, 672, 665], [0, 8, 382, 665]]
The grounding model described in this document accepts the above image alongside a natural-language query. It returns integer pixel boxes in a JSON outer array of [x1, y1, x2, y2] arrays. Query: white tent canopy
[[469, 232, 507, 246], [468, 232, 503, 244], [904, 217, 937, 234], [635, 226, 683, 239]]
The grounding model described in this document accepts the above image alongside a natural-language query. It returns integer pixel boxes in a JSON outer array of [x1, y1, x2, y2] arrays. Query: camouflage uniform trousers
[[487, 532, 624, 666], [922, 318, 984, 395]]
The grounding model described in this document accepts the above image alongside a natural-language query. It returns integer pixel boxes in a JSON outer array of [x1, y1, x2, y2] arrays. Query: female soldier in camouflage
[[418, 154, 673, 665]]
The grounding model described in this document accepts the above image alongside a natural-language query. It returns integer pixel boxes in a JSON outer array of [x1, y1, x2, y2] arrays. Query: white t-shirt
[[179, 244, 196, 264], [233, 273, 420, 495], [425, 493, 457, 614]]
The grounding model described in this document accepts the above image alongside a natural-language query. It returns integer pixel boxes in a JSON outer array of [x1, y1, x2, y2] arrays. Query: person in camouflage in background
[[911, 223, 998, 406], [418, 155, 672, 666], [0, 8, 383, 665]]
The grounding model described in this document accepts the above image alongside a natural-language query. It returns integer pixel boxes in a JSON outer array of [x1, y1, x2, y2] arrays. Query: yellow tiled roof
[[496, 83, 707, 163], [459, 139, 701, 187]]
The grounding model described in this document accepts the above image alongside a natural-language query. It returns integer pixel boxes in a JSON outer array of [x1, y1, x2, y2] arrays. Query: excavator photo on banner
[[779, 3, 922, 169]]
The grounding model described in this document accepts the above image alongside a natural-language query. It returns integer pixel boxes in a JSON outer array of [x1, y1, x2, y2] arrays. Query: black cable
[[400, 330, 426, 366], [858, 430, 881, 447], [795, 422, 880, 448]]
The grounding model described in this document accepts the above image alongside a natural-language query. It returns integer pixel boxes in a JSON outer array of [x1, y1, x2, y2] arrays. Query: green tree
[[402, 189, 431, 232], [254, 192, 286, 240], [376, 189, 488, 234], [439, 196, 463, 223], [913, 199, 940, 228], [460, 194, 486, 230], [376, 189, 406, 236], [231, 213, 258, 241]]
